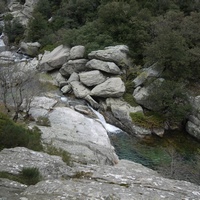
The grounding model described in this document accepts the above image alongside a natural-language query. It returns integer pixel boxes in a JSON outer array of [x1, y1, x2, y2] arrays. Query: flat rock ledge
[[0, 152, 199, 200]]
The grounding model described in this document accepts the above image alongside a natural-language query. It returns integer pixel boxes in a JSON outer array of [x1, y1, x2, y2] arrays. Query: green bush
[[45, 146, 71, 166], [0, 167, 41, 185], [20, 167, 41, 185], [36, 116, 51, 127], [130, 112, 164, 129], [0, 113, 43, 151]]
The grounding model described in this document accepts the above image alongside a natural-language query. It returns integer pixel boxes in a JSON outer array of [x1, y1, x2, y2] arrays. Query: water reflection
[[109, 130, 200, 185]]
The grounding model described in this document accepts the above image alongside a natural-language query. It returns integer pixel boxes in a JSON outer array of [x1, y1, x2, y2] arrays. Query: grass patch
[[36, 116, 51, 127], [123, 93, 138, 107], [130, 112, 164, 129], [0, 112, 43, 151], [0, 167, 41, 185], [45, 146, 72, 166]]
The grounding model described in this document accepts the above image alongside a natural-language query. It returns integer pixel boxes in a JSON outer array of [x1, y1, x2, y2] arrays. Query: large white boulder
[[38, 107, 118, 165]]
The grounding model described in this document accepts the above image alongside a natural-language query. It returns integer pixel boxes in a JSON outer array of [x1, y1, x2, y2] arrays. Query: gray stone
[[86, 59, 121, 74], [61, 84, 71, 94], [55, 72, 66, 87], [88, 45, 130, 67], [132, 124, 152, 137], [91, 77, 125, 98], [28, 96, 57, 119], [38, 45, 70, 71], [19, 42, 41, 57], [38, 107, 119, 165], [67, 72, 79, 83], [79, 70, 106, 86], [70, 81, 91, 98], [133, 78, 164, 110], [133, 63, 164, 88], [60, 59, 88, 77], [0, 39, 6, 52], [70, 45, 85, 60], [106, 98, 143, 121]]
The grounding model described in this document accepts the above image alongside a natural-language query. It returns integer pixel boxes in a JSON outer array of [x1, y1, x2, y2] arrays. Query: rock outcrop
[[19, 41, 41, 57], [0, 148, 199, 200]]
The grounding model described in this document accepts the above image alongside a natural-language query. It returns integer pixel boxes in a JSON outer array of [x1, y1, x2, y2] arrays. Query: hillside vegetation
[[3, 0, 200, 125]]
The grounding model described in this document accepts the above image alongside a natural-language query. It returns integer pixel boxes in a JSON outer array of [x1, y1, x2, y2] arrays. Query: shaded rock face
[[37, 107, 119, 165]]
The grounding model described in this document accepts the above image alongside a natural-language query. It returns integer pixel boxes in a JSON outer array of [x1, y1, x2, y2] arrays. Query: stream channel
[[90, 107, 200, 185]]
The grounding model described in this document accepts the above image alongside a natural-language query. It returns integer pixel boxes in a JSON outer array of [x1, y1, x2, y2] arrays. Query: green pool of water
[[109, 130, 200, 185]]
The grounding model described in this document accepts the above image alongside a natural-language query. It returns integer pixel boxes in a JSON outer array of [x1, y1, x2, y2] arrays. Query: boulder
[[69, 45, 85, 60], [55, 72, 66, 87], [86, 59, 121, 74], [67, 72, 79, 83], [133, 63, 165, 88], [132, 124, 152, 137], [19, 41, 41, 57], [88, 45, 130, 67], [91, 77, 125, 98], [38, 45, 70, 71], [38, 107, 119, 165], [0, 50, 14, 64], [70, 81, 91, 98], [106, 98, 143, 121], [60, 59, 88, 77], [133, 78, 164, 110], [28, 96, 58, 119], [79, 70, 106, 86], [61, 84, 71, 94]]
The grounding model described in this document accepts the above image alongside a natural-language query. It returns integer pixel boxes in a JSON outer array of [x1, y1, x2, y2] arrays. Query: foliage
[[123, 93, 138, 107], [0, 113, 43, 151], [146, 80, 191, 124], [45, 145, 72, 166], [20, 167, 41, 185], [130, 112, 164, 129], [36, 116, 51, 127], [4, 18, 25, 44], [0, 167, 41, 185]]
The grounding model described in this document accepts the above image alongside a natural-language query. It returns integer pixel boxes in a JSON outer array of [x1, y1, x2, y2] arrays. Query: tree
[[146, 80, 191, 125], [0, 64, 42, 122]]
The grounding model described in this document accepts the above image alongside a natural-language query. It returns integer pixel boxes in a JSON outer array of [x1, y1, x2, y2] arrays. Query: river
[[109, 130, 200, 185]]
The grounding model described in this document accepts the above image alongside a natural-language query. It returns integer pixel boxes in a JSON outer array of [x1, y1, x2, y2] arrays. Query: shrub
[[0, 113, 43, 151], [0, 167, 41, 185], [130, 112, 164, 129], [20, 167, 41, 185], [45, 145, 71, 166], [36, 116, 51, 127]]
